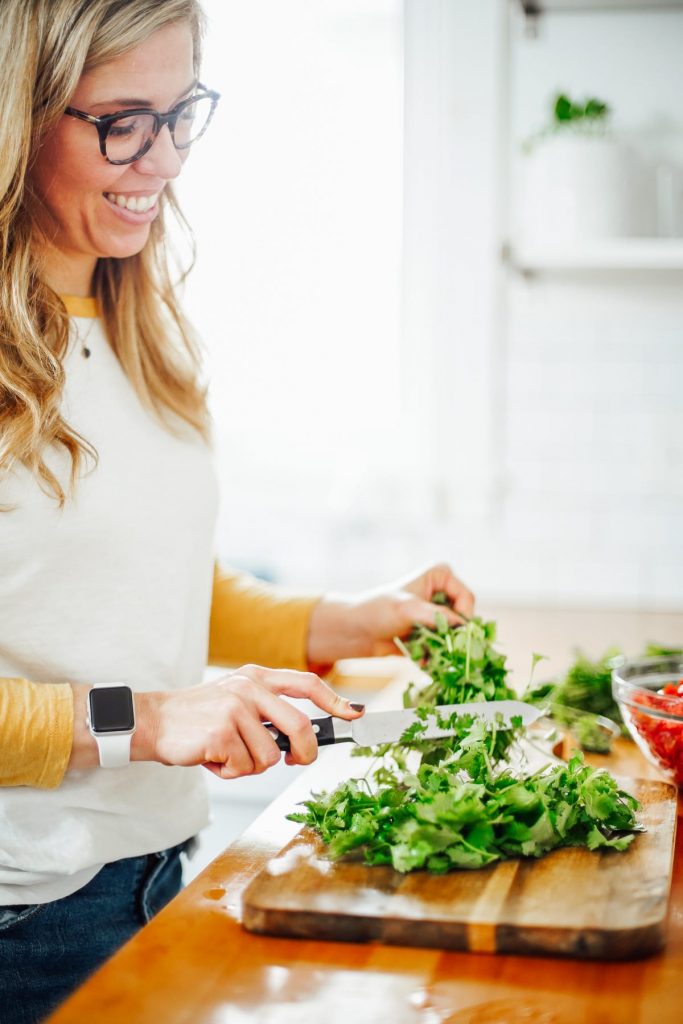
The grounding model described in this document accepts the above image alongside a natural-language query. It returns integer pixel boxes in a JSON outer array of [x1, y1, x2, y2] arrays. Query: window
[[177, 0, 404, 586]]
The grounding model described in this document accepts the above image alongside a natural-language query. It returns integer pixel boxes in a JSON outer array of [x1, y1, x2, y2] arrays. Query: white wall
[[178, 1, 683, 611], [177, 0, 405, 590], [384, 0, 683, 611], [496, 5, 683, 607]]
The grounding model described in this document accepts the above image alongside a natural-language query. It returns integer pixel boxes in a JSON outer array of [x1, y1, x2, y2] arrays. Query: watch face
[[89, 686, 135, 733]]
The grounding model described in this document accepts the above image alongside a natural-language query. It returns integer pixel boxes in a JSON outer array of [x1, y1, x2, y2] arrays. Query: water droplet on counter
[[409, 989, 432, 1009], [203, 887, 226, 900]]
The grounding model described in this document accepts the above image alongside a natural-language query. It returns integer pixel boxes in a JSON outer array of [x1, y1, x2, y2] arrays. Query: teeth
[[106, 192, 159, 213]]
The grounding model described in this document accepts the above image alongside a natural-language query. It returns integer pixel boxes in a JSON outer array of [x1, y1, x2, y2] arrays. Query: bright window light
[[176, 1, 404, 586]]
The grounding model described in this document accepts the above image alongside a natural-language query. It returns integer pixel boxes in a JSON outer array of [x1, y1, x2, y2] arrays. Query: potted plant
[[515, 91, 652, 245]]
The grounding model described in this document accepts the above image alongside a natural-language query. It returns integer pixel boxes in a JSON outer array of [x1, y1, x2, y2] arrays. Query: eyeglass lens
[[105, 94, 214, 163]]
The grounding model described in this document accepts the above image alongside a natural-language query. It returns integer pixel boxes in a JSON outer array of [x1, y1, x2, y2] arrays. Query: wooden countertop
[[49, 660, 683, 1024]]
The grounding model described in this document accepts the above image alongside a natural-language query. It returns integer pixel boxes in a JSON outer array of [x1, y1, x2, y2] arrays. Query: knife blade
[[264, 700, 544, 753]]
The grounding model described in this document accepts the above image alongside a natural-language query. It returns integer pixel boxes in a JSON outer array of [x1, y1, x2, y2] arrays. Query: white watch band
[[95, 732, 133, 768], [89, 682, 135, 769]]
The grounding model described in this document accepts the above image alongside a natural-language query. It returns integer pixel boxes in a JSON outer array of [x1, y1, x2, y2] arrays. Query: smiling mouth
[[104, 191, 160, 213]]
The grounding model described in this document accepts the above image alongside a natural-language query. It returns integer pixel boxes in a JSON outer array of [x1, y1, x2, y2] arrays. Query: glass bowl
[[612, 656, 683, 785], [547, 703, 621, 754]]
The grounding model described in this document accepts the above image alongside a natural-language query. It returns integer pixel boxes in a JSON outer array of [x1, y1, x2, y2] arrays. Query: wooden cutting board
[[242, 775, 677, 960]]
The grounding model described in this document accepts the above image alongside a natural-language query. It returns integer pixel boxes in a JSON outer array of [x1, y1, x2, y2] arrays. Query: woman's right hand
[[70, 667, 364, 779], [146, 665, 363, 778]]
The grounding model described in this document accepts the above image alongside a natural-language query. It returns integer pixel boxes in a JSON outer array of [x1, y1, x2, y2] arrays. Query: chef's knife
[[264, 700, 544, 753]]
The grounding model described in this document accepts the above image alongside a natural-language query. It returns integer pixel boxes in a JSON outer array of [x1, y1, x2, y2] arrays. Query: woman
[[0, 2, 474, 1021]]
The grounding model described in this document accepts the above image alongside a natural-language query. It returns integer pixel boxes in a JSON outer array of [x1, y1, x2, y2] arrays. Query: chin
[[99, 230, 153, 261]]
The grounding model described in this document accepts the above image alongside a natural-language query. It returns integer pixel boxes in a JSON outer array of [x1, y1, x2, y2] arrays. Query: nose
[[135, 123, 184, 179]]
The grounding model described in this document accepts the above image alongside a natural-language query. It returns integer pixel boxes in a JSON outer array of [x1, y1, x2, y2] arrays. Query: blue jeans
[[0, 839, 192, 1024]]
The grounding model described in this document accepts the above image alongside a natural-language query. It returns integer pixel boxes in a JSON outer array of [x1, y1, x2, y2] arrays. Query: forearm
[[209, 563, 319, 670], [306, 596, 374, 665]]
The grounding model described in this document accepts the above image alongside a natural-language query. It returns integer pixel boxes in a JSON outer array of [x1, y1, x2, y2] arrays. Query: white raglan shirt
[[0, 312, 218, 903]]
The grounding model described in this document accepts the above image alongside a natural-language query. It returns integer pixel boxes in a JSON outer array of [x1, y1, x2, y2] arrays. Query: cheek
[[32, 128, 118, 210]]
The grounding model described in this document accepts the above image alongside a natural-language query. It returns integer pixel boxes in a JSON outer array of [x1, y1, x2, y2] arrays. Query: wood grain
[[46, 736, 683, 1024], [47, 635, 683, 1024], [241, 776, 676, 959]]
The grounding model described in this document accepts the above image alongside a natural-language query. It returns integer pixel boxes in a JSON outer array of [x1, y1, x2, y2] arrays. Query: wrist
[[68, 683, 99, 770], [68, 685, 163, 769], [307, 596, 373, 665], [130, 690, 163, 762]]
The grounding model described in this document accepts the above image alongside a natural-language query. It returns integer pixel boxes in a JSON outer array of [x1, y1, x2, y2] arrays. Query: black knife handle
[[263, 715, 337, 753]]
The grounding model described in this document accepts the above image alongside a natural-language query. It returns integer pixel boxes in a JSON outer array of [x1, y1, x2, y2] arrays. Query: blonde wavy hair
[[0, 0, 209, 507]]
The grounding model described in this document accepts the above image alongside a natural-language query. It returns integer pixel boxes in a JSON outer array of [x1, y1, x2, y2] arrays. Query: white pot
[[517, 132, 651, 245]]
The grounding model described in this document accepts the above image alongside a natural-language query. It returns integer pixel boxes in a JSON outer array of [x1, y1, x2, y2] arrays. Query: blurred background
[[179, 0, 683, 609], [175, 0, 683, 875]]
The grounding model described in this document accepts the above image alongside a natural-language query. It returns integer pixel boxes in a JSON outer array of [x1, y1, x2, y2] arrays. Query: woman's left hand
[[307, 562, 475, 664]]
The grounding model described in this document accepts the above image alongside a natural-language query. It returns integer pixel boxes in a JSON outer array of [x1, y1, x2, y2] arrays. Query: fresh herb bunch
[[399, 613, 514, 710], [524, 649, 625, 749], [288, 714, 641, 873], [525, 645, 683, 727], [523, 643, 683, 752], [572, 714, 613, 754], [556, 650, 623, 722]]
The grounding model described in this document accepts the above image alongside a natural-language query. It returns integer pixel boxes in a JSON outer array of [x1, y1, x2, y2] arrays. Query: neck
[[39, 244, 98, 298]]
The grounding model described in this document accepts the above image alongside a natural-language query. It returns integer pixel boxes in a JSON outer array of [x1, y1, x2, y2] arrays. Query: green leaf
[[554, 93, 573, 122]]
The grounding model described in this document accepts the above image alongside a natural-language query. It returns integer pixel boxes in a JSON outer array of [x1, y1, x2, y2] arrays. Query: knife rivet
[[313, 724, 320, 733]]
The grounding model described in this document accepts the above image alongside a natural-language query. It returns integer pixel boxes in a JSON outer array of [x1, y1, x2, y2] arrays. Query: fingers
[[385, 562, 475, 639], [211, 667, 361, 769], [232, 708, 284, 772], [207, 683, 317, 771], [241, 665, 365, 721], [203, 729, 255, 780], [430, 562, 475, 617], [403, 562, 475, 620], [249, 685, 321, 766], [449, 583, 475, 619], [157, 668, 351, 779], [201, 693, 289, 777], [408, 598, 464, 631]]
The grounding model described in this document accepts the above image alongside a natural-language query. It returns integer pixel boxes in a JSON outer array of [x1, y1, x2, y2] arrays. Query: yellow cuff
[[0, 679, 74, 789]]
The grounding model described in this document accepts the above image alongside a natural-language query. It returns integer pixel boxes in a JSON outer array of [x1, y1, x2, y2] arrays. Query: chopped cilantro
[[287, 607, 644, 873], [288, 719, 642, 872]]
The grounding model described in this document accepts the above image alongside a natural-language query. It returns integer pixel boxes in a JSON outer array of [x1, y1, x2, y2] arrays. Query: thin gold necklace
[[76, 318, 96, 359]]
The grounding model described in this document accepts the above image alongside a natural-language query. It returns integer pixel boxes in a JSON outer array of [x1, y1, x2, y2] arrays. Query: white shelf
[[518, 1, 683, 14], [505, 238, 683, 273]]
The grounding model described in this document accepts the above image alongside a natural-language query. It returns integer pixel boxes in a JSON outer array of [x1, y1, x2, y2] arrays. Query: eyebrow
[[89, 79, 198, 111]]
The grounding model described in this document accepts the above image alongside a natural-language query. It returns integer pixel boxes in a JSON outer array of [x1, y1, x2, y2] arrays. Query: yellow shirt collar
[[61, 295, 100, 318]]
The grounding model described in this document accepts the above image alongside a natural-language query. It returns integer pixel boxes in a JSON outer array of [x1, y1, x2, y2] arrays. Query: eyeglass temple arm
[[64, 108, 101, 125]]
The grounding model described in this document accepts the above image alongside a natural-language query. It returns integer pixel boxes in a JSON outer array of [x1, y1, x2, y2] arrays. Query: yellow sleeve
[[0, 679, 74, 788], [208, 563, 321, 671]]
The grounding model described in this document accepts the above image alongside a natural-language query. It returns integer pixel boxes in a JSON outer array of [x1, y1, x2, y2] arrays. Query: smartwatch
[[87, 683, 136, 768]]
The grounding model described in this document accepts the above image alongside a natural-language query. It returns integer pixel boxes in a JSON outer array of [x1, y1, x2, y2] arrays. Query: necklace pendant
[[82, 346, 91, 359]]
